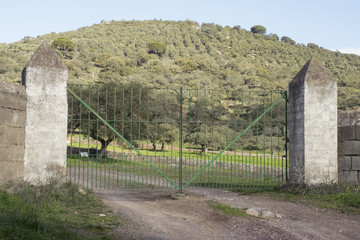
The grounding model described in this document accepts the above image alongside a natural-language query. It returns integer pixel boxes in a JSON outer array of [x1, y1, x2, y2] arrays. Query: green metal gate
[[67, 84, 288, 190]]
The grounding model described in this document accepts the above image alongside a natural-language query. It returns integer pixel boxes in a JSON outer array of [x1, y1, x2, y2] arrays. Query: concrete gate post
[[22, 41, 68, 184], [288, 58, 338, 184]]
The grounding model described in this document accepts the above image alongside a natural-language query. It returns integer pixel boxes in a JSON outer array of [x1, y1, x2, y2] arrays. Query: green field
[[68, 140, 287, 168]]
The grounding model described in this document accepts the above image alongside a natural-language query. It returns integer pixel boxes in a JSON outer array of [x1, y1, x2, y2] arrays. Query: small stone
[[261, 211, 275, 219], [99, 214, 106, 217], [246, 207, 262, 217], [275, 214, 284, 219], [79, 188, 86, 195]]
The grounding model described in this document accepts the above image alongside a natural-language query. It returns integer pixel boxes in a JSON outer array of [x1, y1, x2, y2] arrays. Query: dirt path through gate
[[94, 189, 360, 240]]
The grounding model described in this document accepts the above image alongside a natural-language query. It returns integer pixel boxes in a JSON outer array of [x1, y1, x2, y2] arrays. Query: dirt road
[[94, 189, 360, 240]]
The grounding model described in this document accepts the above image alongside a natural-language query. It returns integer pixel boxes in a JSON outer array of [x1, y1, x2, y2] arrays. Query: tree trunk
[[88, 130, 113, 161], [161, 142, 165, 151], [97, 139, 111, 160], [200, 144, 208, 155], [153, 142, 156, 151]]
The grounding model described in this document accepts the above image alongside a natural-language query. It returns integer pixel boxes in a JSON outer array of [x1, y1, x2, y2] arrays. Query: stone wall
[[0, 81, 26, 184], [338, 109, 360, 184]]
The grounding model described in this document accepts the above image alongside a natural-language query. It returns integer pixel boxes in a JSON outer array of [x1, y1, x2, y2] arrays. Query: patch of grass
[[206, 200, 247, 217], [0, 180, 123, 239], [275, 182, 360, 213], [235, 182, 360, 214]]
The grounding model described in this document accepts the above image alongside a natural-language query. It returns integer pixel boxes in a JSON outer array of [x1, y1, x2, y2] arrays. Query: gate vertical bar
[[138, 89, 142, 188], [78, 86, 82, 186], [270, 91, 273, 187], [69, 86, 74, 183], [87, 86, 91, 189], [284, 91, 288, 181], [96, 87, 99, 189], [179, 87, 183, 191], [113, 87, 117, 189]]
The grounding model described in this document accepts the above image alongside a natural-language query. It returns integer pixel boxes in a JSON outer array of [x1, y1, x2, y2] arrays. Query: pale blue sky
[[1, 0, 360, 54]]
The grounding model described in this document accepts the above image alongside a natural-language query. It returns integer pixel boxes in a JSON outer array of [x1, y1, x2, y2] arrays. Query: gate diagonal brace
[[182, 96, 285, 189], [67, 87, 180, 190]]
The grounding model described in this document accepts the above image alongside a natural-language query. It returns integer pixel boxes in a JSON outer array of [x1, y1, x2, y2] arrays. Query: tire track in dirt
[[94, 190, 299, 240]]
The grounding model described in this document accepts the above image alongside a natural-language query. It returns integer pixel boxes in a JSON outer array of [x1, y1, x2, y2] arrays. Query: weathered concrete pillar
[[22, 41, 68, 184], [288, 58, 338, 184]]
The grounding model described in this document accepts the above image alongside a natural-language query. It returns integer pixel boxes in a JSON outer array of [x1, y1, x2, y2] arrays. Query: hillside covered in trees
[[1, 20, 359, 109]]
